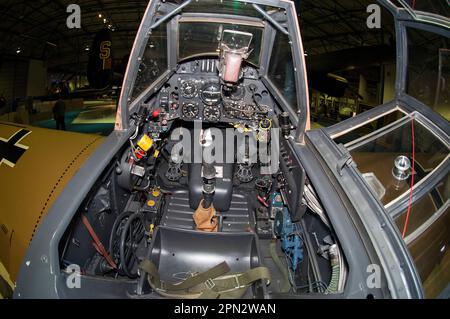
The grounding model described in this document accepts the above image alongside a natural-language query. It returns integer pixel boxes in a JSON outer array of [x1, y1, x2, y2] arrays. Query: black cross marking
[[0, 129, 31, 168]]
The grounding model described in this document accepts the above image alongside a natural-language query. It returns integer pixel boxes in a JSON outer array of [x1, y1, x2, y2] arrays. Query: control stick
[[193, 162, 219, 232], [202, 162, 216, 208]]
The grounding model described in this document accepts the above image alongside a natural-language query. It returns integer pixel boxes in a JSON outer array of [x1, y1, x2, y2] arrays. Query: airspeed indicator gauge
[[180, 80, 198, 98], [203, 105, 221, 122]]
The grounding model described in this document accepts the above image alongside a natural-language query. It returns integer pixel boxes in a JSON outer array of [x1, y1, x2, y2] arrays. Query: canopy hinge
[[336, 144, 355, 176]]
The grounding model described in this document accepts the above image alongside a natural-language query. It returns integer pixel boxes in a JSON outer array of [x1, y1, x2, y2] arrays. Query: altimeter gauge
[[182, 102, 199, 119]]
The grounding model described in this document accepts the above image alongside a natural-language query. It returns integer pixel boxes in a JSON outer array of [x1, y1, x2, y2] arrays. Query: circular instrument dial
[[180, 80, 197, 98], [201, 82, 221, 106], [182, 102, 199, 119], [223, 100, 242, 118], [224, 101, 256, 119], [223, 84, 246, 101], [203, 105, 221, 122], [242, 104, 256, 118]]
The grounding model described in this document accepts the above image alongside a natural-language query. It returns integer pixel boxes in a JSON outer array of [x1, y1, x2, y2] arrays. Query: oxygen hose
[[327, 244, 340, 293], [269, 241, 291, 293]]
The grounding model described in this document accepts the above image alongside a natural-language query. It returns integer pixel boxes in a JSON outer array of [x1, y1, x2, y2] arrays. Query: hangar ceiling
[[0, 0, 439, 76], [0, 0, 147, 73]]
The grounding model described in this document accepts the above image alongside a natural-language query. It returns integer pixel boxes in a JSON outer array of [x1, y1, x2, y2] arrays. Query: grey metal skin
[[14, 130, 133, 298], [13, 0, 448, 298]]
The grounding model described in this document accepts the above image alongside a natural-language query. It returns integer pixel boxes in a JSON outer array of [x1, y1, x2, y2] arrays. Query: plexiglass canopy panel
[[131, 23, 168, 101], [178, 20, 264, 66], [181, 0, 280, 16], [389, 0, 450, 18], [128, 0, 285, 107], [406, 27, 450, 120], [347, 116, 449, 206]]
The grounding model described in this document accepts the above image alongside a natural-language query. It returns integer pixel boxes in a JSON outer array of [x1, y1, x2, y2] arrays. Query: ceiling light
[[98, 13, 102, 18], [16, 47, 21, 54], [103, 18, 107, 23]]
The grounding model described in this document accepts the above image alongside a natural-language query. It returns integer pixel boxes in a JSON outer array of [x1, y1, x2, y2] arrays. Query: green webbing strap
[[199, 267, 271, 299], [269, 241, 291, 293], [139, 260, 271, 299], [139, 260, 230, 291], [139, 259, 161, 289], [204, 267, 271, 291], [199, 286, 248, 299]]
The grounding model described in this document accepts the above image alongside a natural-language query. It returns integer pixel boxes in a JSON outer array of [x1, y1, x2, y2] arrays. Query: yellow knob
[[152, 189, 161, 197]]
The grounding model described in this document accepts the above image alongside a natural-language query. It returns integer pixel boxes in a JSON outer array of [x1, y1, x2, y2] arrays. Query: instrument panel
[[152, 60, 274, 125], [178, 75, 223, 122]]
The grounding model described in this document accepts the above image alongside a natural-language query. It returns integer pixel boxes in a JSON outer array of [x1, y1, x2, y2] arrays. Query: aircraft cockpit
[[55, 0, 339, 300], [124, 6, 300, 134], [12, 0, 448, 300]]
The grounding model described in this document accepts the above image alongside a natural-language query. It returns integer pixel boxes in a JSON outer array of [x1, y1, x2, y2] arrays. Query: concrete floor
[[32, 99, 449, 136], [433, 104, 450, 121], [35, 99, 116, 136]]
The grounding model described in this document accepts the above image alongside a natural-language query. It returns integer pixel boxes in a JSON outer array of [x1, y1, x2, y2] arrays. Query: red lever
[[152, 109, 160, 119]]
